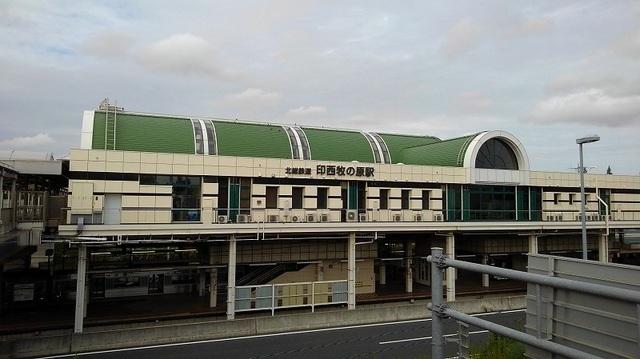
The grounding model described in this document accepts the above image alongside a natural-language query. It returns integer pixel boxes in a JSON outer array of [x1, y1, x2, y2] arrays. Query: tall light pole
[[576, 135, 600, 260]]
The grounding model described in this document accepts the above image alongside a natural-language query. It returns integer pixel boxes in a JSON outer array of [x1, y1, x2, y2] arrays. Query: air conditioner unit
[[306, 213, 316, 222], [392, 213, 402, 222], [237, 214, 250, 223], [320, 213, 329, 222], [291, 215, 301, 223], [217, 215, 228, 224], [267, 214, 279, 223], [414, 214, 423, 222], [346, 210, 358, 222], [433, 214, 443, 222], [358, 213, 367, 222]]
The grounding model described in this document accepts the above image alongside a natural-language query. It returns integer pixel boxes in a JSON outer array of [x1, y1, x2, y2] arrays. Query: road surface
[[41, 309, 525, 359]]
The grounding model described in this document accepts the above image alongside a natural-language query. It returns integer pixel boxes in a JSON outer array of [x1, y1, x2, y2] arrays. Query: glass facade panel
[[171, 176, 201, 222], [467, 185, 515, 220], [475, 138, 518, 170]]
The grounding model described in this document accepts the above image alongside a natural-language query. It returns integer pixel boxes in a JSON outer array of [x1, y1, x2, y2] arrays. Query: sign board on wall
[[285, 165, 375, 177]]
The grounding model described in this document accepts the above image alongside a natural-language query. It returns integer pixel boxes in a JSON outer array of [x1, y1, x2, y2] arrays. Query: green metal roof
[[92, 111, 194, 154], [400, 134, 478, 167], [301, 127, 374, 163], [88, 110, 483, 167], [212, 121, 291, 159], [378, 133, 441, 163]]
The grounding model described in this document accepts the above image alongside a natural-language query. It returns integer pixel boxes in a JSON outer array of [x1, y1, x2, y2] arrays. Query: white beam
[[599, 233, 609, 263], [528, 234, 538, 255], [446, 233, 455, 302], [226, 235, 237, 320], [347, 232, 356, 310], [74, 245, 87, 334]]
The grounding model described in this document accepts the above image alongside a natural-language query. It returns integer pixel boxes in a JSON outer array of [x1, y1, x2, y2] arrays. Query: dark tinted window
[[317, 187, 328, 209], [380, 189, 389, 209], [292, 187, 303, 209], [422, 190, 430, 210], [401, 190, 410, 209], [266, 186, 278, 209], [475, 138, 518, 170]]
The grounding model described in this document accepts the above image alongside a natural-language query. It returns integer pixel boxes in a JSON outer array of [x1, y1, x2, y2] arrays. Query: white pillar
[[405, 241, 413, 293], [316, 261, 324, 281], [347, 232, 356, 310], [481, 255, 490, 288], [74, 245, 87, 334], [379, 261, 386, 285], [599, 233, 609, 263], [226, 235, 237, 320], [210, 268, 218, 308], [446, 233, 455, 302], [528, 234, 538, 255]]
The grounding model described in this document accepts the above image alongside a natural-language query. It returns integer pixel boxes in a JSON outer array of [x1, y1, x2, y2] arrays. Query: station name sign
[[285, 165, 375, 177]]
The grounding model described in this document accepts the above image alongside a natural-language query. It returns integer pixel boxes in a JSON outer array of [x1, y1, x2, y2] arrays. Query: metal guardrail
[[427, 247, 640, 359], [235, 280, 348, 315]]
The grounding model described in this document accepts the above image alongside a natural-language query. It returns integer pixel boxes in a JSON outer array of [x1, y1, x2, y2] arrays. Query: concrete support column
[[347, 232, 356, 310], [379, 261, 386, 285], [528, 234, 538, 255], [599, 233, 609, 263], [209, 246, 217, 308], [481, 255, 490, 288], [445, 233, 455, 302], [74, 245, 87, 334], [226, 235, 237, 320], [404, 241, 413, 293], [316, 261, 324, 281], [0, 175, 4, 213], [209, 268, 218, 308], [198, 270, 206, 297]]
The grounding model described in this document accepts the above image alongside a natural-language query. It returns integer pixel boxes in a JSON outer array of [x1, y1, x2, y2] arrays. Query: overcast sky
[[1, 1, 639, 174]]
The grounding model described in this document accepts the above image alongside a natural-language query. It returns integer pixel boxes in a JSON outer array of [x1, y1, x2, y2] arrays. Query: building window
[[171, 176, 201, 222], [553, 193, 560, 205], [317, 187, 328, 209], [422, 190, 430, 210], [292, 187, 304, 209], [569, 193, 575, 205], [379, 189, 389, 209], [401, 190, 410, 210], [266, 186, 278, 209], [475, 138, 518, 170]]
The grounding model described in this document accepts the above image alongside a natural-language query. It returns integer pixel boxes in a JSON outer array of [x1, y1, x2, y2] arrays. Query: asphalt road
[[42, 310, 526, 359]]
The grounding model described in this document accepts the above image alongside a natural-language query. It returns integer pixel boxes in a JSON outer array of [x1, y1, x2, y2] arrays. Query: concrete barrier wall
[[1, 295, 525, 359]]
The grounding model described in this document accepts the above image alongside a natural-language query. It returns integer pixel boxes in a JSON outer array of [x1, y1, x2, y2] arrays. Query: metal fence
[[427, 247, 640, 359], [235, 280, 348, 315]]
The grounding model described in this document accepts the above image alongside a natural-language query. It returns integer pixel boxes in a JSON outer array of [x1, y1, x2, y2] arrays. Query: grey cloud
[[529, 89, 640, 127], [137, 33, 235, 78], [81, 31, 134, 58], [439, 18, 481, 59]]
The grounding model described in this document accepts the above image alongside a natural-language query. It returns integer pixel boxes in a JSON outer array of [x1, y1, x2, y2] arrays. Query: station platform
[[0, 279, 524, 335]]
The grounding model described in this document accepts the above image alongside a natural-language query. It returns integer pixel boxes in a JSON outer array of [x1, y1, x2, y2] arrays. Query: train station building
[[2, 101, 640, 333]]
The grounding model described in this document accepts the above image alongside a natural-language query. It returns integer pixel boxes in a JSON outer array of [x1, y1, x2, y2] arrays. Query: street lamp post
[[576, 135, 600, 260]]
